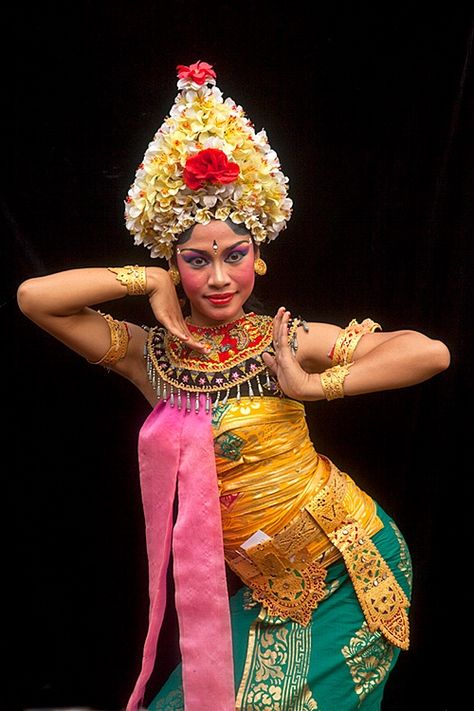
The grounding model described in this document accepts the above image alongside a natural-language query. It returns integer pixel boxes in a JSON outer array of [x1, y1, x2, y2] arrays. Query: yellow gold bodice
[[212, 397, 382, 564]]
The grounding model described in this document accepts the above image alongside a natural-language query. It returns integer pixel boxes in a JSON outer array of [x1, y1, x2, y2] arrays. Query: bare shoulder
[[293, 320, 341, 373]]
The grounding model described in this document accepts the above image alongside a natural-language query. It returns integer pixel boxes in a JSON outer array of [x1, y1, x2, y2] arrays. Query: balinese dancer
[[17, 61, 450, 710]]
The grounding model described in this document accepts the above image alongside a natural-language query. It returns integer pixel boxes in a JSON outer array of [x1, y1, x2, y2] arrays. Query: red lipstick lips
[[206, 293, 235, 305]]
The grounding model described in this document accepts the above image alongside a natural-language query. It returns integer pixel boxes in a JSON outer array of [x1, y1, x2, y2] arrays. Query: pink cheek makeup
[[179, 267, 205, 298], [228, 253, 255, 298], [238, 255, 255, 287]]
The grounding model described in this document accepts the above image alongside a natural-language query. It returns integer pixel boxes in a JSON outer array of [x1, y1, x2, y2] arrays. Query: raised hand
[[147, 268, 210, 354], [261, 307, 314, 401]]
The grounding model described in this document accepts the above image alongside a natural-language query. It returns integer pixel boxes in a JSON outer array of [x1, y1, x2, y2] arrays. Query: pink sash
[[126, 396, 235, 710]]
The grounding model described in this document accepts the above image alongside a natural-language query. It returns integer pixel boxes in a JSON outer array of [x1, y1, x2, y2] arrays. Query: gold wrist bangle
[[108, 265, 147, 295], [319, 363, 353, 400]]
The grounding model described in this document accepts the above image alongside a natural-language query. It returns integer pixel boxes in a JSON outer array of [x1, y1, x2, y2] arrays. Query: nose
[[208, 259, 231, 289]]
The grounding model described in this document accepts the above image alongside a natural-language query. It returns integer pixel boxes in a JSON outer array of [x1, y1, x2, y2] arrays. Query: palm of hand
[[262, 307, 313, 401]]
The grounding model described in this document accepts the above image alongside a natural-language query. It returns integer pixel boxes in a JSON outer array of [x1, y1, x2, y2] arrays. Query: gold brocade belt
[[225, 460, 410, 650]]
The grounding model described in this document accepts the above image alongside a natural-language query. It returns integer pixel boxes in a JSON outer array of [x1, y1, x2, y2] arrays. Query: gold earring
[[168, 265, 181, 286], [254, 257, 267, 276]]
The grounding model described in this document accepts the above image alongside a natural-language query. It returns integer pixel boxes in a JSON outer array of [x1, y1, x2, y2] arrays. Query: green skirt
[[147, 505, 412, 710]]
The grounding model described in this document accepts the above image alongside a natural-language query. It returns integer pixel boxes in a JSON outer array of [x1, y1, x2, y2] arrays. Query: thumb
[[262, 351, 276, 372]]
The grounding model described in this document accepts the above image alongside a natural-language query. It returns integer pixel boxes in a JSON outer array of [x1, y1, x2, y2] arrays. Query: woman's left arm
[[262, 308, 451, 401], [333, 328, 451, 397]]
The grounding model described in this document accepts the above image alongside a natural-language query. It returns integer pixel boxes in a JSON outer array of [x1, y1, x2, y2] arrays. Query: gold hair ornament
[[108, 265, 147, 295]]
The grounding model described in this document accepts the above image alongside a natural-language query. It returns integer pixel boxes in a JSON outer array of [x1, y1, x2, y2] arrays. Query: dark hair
[[174, 218, 251, 249], [173, 219, 267, 316]]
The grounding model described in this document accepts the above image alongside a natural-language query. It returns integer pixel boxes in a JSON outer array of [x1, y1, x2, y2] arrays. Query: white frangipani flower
[[124, 61, 292, 259]]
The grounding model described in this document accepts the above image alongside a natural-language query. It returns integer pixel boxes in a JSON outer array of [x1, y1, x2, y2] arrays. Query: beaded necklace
[[144, 312, 303, 414]]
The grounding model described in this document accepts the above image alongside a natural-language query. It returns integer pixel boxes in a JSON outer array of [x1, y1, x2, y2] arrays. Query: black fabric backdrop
[[4, 3, 472, 710]]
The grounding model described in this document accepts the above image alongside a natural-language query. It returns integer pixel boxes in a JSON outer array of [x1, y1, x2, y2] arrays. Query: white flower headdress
[[124, 61, 293, 260]]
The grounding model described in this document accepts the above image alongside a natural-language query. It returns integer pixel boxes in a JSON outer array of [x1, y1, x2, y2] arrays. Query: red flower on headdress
[[176, 61, 216, 86], [183, 148, 240, 190]]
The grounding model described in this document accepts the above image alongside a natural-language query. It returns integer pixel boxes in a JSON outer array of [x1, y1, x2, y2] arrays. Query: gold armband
[[108, 265, 147, 295], [331, 318, 381, 365], [319, 363, 353, 400], [90, 312, 130, 367]]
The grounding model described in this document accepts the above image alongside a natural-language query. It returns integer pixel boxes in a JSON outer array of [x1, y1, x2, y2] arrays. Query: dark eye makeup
[[182, 247, 249, 267]]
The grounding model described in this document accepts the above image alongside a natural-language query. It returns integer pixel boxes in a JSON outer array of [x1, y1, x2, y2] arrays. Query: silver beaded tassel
[[145, 341, 274, 414]]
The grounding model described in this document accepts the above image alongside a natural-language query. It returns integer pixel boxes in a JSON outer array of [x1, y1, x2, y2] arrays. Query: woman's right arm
[[16, 267, 208, 386]]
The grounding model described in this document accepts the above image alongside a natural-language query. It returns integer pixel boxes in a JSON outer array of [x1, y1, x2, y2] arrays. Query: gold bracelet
[[332, 318, 381, 365], [108, 265, 147, 295], [89, 312, 130, 367], [319, 363, 353, 400]]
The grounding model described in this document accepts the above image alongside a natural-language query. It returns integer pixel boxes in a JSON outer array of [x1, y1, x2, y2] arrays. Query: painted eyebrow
[[178, 239, 250, 256]]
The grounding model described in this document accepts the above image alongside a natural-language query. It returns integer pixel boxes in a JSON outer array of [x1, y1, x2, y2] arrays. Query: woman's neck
[[186, 309, 247, 329], [186, 310, 251, 331]]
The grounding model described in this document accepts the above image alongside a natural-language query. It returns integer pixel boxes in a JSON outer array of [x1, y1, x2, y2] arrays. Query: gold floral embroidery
[[237, 613, 319, 710], [254, 627, 288, 683], [248, 562, 328, 626], [341, 622, 394, 705], [229, 322, 253, 350], [302, 684, 319, 709], [170, 313, 273, 371]]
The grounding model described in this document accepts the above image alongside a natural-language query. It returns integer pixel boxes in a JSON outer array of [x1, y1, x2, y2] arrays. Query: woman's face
[[175, 220, 257, 327]]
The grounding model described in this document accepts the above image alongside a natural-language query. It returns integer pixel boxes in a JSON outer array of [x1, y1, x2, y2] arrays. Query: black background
[[4, 2, 472, 709]]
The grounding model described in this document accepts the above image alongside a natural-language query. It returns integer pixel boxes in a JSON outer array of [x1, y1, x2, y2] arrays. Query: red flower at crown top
[[183, 148, 240, 190], [176, 61, 216, 85]]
